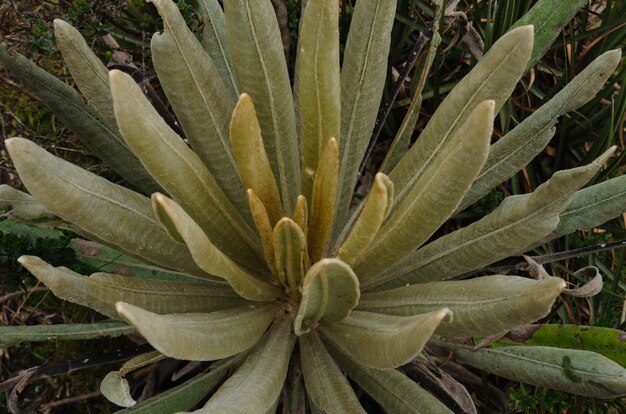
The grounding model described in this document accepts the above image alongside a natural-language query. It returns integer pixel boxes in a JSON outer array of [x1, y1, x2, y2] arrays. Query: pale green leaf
[[230, 93, 284, 224], [197, 0, 239, 99], [247, 189, 277, 276], [191, 316, 296, 414], [356, 101, 494, 282], [321, 309, 451, 369], [297, 0, 340, 203], [359, 275, 565, 337], [388, 26, 533, 211], [376, 149, 615, 287], [102, 351, 164, 408], [332, 348, 453, 414], [53, 19, 114, 121], [0, 320, 134, 347], [300, 331, 366, 414], [223, 0, 300, 212], [309, 138, 339, 262], [149, 0, 249, 217], [116, 302, 278, 361], [337, 173, 393, 266], [273, 218, 307, 295], [5, 138, 198, 275], [294, 259, 360, 335], [152, 195, 184, 244], [0, 45, 159, 195], [153, 194, 282, 301], [0, 185, 53, 221], [109, 70, 262, 268], [18, 255, 245, 319], [459, 49, 622, 210], [451, 344, 626, 399], [335, 0, 397, 236], [292, 195, 309, 237]]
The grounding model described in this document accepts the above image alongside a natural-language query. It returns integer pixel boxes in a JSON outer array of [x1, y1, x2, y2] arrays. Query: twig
[[39, 390, 102, 412], [0, 287, 49, 305]]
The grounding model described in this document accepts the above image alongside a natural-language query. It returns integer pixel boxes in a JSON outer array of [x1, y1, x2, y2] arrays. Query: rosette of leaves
[[2, 0, 626, 412]]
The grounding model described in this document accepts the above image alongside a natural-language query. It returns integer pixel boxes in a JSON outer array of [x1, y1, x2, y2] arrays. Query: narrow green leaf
[[510, 0, 588, 68], [223, 0, 300, 212], [0, 185, 53, 220], [356, 101, 494, 282], [300, 331, 366, 414], [332, 348, 453, 414], [192, 316, 296, 414], [388, 26, 533, 211], [151, 195, 184, 244], [292, 195, 309, 237], [335, 0, 397, 236], [18, 255, 246, 319], [298, 0, 341, 203], [451, 345, 626, 399], [459, 49, 622, 210], [338, 173, 393, 266], [273, 218, 307, 295], [378, 148, 616, 287], [294, 259, 360, 335], [230, 93, 284, 224], [309, 138, 339, 262], [0, 320, 134, 347], [197, 0, 239, 99], [110, 70, 262, 268], [154, 193, 282, 301], [116, 302, 278, 361], [359, 275, 565, 337], [247, 189, 277, 276], [0, 44, 159, 195], [321, 309, 451, 369], [102, 351, 164, 408], [5, 138, 198, 275]]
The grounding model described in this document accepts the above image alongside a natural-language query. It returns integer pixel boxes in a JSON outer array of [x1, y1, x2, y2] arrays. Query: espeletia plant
[[1, 0, 626, 412]]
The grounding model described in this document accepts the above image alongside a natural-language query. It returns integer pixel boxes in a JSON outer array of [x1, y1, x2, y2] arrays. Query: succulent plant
[[2, 0, 626, 412]]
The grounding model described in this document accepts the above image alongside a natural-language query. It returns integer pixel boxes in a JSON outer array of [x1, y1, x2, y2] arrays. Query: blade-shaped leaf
[[0, 45, 159, 195], [356, 101, 494, 281], [300, 331, 365, 414], [459, 49, 622, 210], [388, 26, 533, 211], [0, 320, 134, 347], [18, 255, 245, 319], [197, 0, 239, 99], [191, 316, 296, 414], [331, 347, 453, 414], [102, 351, 164, 408], [359, 275, 565, 337], [337, 173, 393, 266], [298, 0, 341, 203], [294, 259, 359, 335], [149, 0, 249, 216], [223, 0, 300, 212], [335, 0, 397, 236], [309, 138, 339, 262], [451, 344, 626, 399], [0, 185, 53, 220], [273, 218, 307, 295], [110, 70, 262, 268], [321, 309, 451, 369], [154, 194, 282, 301], [292, 195, 309, 237], [5, 138, 198, 275], [377, 148, 615, 287], [230, 94, 284, 224], [247, 189, 277, 276], [116, 302, 278, 361]]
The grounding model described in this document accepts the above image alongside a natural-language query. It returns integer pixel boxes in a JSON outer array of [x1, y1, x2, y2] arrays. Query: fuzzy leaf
[[0, 321, 134, 347], [153, 194, 282, 301], [292, 195, 309, 237], [359, 275, 565, 337], [294, 259, 360, 335], [192, 316, 296, 414], [223, 0, 300, 212], [297, 0, 341, 203], [452, 345, 626, 399], [247, 189, 277, 276], [116, 302, 278, 361], [321, 309, 451, 369], [5, 138, 198, 275], [0, 185, 53, 220], [356, 101, 493, 281], [102, 351, 164, 408], [388, 26, 533, 211], [18, 256, 245, 319], [230, 94, 284, 224], [109, 70, 262, 268], [273, 218, 307, 294], [300, 331, 365, 413]]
